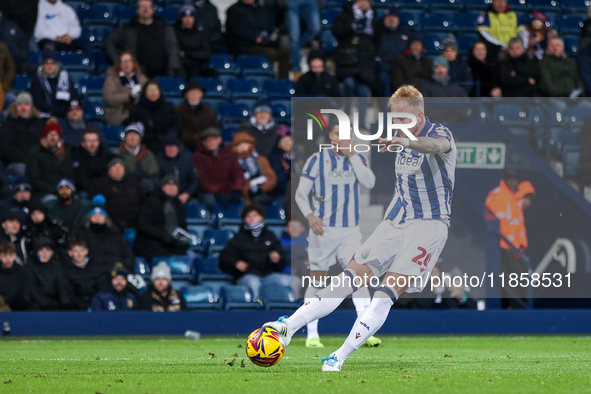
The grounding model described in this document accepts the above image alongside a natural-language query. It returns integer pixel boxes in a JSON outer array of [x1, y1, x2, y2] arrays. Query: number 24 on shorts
[[412, 247, 431, 273]]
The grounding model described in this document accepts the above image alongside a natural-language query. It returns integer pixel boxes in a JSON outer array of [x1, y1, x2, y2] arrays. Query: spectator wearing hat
[[0, 206, 29, 264], [192, 128, 245, 209], [499, 37, 541, 97], [526, 12, 557, 60], [0, 41, 15, 112], [124, 79, 181, 154], [116, 122, 161, 186], [76, 205, 134, 274], [477, 0, 527, 61], [58, 100, 105, 149], [104, 0, 182, 78], [25, 122, 74, 199], [391, 33, 433, 91], [174, 4, 218, 80], [375, 6, 410, 75], [27, 237, 70, 310], [134, 175, 189, 260], [63, 238, 107, 310], [220, 203, 289, 300], [468, 41, 502, 97], [44, 178, 92, 234], [23, 199, 69, 252], [71, 129, 115, 193], [177, 80, 220, 151], [294, 50, 341, 97], [539, 37, 584, 97], [30, 49, 79, 117], [139, 261, 187, 311], [231, 131, 277, 205], [285, 0, 321, 80], [238, 104, 281, 158], [157, 132, 200, 205], [269, 126, 293, 197], [417, 56, 468, 98], [0, 241, 31, 310], [103, 51, 149, 126], [225, 0, 291, 79], [441, 35, 471, 87], [34, 0, 83, 52], [88, 158, 144, 230], [90, 263, 137, 311], [0, 176, 33, 221], [0, 93, 45, 169], [0, 9, 28, 71]]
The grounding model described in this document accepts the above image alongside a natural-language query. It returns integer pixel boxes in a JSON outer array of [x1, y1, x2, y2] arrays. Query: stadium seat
[[182, 285, 221, 309], [220, 285, 259, 310], [221, 125, 239, 144], [194, 257, 232, 283], [262, 204, 286, 226], [207, 54, 237, 76], [83, 97, 105, 121], [202, 280, 233, 297], [195, 77, 225, 99], [28, 51, 42, 65], [561, 0, 589, 13], [389, 0, 427, 10], [154, 6, 178, 25], [559, 13, 586, 35], [11, 75, 31, 93], [82, 25, 114, 50], [93, 50, 112, 75], [260, 285, 300, 309], [123, 228, 136, 249], [430, 0, 462, 10], [262, 79, 295, 99], [64, 1, 86, 19], [202, 98, 226, 113], [155, 77, 186, 98], [267, 225, 286, 240], [103, 124, 125, 146], [542, 12, 562, 30], [321, 30, 338, 54], [166, 97, 184, 108], [508, 0, 529, 12], [563, 107, 590, 132], [527, 0, 562, 12], [456, 11, 481, 34], [398, 10, 423, 31], [271, 102, 291, 123], [57, 51, 92, 72], [213, 203, 244, 227], [563, 144, 581, 177], [171, 280, 192, 292], [227, 78, 262, 100], [186, 201, 211, 225], [456, 33, 479, 55], [423, 33, 449, 55], [321, 9, 340, 30], [151, 255, 193, 281], [237, 55, 274, 78], [203, 228, 235, 255], [218, 102, 250, 125], [78, 75, 105, 98], [563, 35, 580, 56], [134, 256, 151, 279], [117, 5, 136, 24], [463, 0, 489, 11], [424, 11, 458, 33], [491, 105, 529, 127], [79, 3, 119, 26]]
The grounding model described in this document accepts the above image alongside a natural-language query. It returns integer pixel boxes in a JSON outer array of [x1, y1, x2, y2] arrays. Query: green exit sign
[[456, 142, 505, 169]]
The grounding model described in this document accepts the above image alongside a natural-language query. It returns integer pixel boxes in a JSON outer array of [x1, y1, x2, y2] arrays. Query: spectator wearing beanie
[[177, 80, 219, 151], [27, 237, 70, 310], [417, 56, 468, 97], [231, 131, 277, 205], [375, 6, 409, 74], [157, 131, 200, 204], [25, 122, 74, 199], [139, 261, 187, 311], [90, 263, 137, 311], [391, 32, 433, 90], [174, 4, 216, 80], [103, 51, 148, 126], [123, 79, 181, 154], [44, 178, 92, 233], [71, 129, 115, 193], [0, 176, 33, 221], [0, 241, 31, 311], [58, 99, 105, 149], [237, 104, 280, 158], [30, 49, 79, 117], [441, 35, 471, 86], [294, 50, 341, 97], [116, 122, 160, 182], [219, 203, 289, 300], [0, 206, 29, 264], [192, 127, 245, 210], [0, 93, 45, 169], [88, 157, 143, 230]]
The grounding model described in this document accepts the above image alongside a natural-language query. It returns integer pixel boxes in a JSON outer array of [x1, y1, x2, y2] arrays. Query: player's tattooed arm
[[408, 137, 451, 154]]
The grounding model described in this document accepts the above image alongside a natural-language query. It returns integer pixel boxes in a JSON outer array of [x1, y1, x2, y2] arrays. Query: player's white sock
[[304, 285, 323, 340], [352, 286, 371, 315], [333, 286, 399, 363], [286, 269, 359, 335]]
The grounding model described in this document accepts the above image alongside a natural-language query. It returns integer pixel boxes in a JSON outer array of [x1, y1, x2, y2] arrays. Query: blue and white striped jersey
[[299, 149, 375, 228], [384, 118, 456, 225]]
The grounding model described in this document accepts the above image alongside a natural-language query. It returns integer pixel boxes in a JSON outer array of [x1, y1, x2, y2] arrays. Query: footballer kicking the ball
[[264, 85, 457, 371]]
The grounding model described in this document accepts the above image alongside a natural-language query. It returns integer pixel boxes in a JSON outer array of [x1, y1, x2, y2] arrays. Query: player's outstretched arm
[[408, 137, 451, 154]]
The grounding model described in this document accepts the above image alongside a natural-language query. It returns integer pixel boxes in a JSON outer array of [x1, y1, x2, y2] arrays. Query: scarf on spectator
[[280, 152, 292, 174], [119, 71, 139, 88], [238, 152, 263, 181], [41, 137, 66, 162], [432, 73, 451, 86], [250, 116, 275, 133], [68, 118, 86, 130], [37, 65, 71, 104], [352, 4, 374, 36], [244, 220, 266, 238]]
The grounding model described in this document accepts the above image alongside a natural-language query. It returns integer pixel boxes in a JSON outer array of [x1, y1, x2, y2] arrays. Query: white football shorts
[[308, 226, 362, 271]]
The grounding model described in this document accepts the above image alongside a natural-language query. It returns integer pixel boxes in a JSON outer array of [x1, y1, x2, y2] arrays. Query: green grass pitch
[[1, 335, 590, 393]]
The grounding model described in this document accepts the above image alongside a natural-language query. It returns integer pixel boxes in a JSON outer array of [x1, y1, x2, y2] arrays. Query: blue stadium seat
[[213, 203, 243, 227], [28, 51, 42, 65], [83, 97, 105, 121], [194, 257, 232, 283], [430, 0, 462, 10], [202, 280, 233, 297], [509, 0, 529, 12], [271, 102, 291, 123], [57, 51, 92, 72], [237, 55, 274, 78], [220, 285, 259, 310], [93, 50, 112, 75], [82, 25, 114, 49], [218, 102, 250, 125], [321, 9, 340, 30], [542, 12, 563, 30], [152, 255, 193, 281], [232, 98, 257, 112], [80, 4, 119, 26], [561, 0, 589, 13], [463, 0, 489, 11], [11, 75, 31, 93], [527, 0, 562, 12], [321, 30, 338, 54], [563, 35, 580, 56], [563, 107, 591, 132], [182, 285, 221, 309], [221, 125, 239, 144], [186, 201, 211, 225], [78, 75, 105, 98], [117, 5, 136, 24], [123, 228, 136, 249], [389, 0, 428, 10], [563, 143, 581, 177], [262, 79, 295, 99], [456, 33, 480, 55], [424, 11, 458, 33], [491, 105, 528, 127], [456, 11, 481, 33], [399, 10, 423, 30], [207, 54, 237, 76], [195, 77, 225, 99], [103, 124, 125, 146], [262, 204, 286, 226], [260, 285, 300, 309], [202, 98, 226, 113], [559, 13, 586, 35], [154, 6, 178, 24], [203, 228, 235, 255], [227, 78, 262, 100], [267, 225, 286, 240], [166, 97, 184, 108], [171, 280, 192, 292], [69, 71, 89, 87], [64, 1, 85, 19], [134, 256, 151, 279], [423, 33, 448, 55], [155, 77, 186, 98]]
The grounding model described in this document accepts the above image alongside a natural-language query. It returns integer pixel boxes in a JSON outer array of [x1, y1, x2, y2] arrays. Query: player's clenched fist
[[307, 214, 326, 235]]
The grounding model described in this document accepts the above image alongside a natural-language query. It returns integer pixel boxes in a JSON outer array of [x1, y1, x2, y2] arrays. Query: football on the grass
[[246, 327, 285, 367]]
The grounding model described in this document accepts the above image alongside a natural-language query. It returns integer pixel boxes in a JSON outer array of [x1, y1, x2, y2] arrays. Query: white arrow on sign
[[488, 148, 501, 164]]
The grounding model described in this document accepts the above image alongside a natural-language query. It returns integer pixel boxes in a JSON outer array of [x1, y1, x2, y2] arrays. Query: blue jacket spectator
[[375, 7, 409, 73], [90, 263, 137, 311], [157, 132, 200, 204]]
